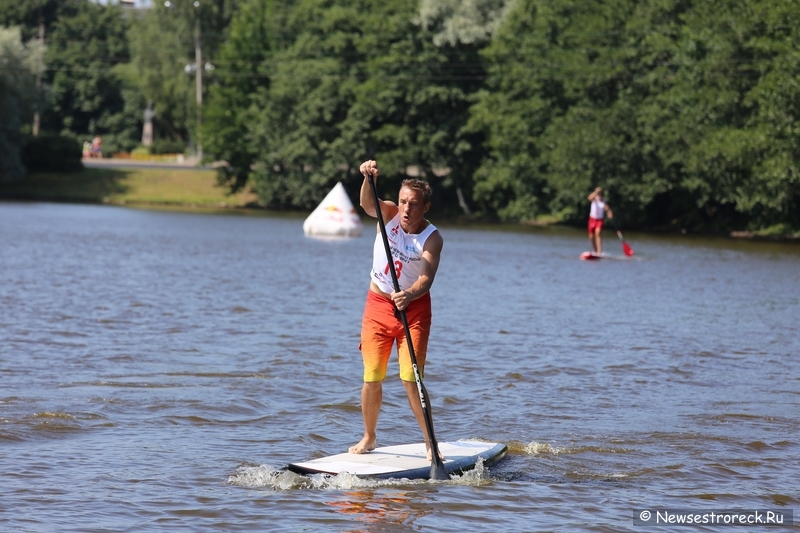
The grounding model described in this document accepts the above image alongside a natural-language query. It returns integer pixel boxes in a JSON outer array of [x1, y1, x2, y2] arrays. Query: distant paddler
[[349, 159, 445, 464], [587, 187, 614, 254]]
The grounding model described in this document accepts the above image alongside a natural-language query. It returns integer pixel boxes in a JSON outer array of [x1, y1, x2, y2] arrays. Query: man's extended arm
[[391, 230, 443, 311]]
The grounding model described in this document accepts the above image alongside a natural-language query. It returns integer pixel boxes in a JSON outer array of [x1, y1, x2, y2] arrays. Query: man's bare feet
[[348, 436, 376, 454], [426, 447, 445, 462]]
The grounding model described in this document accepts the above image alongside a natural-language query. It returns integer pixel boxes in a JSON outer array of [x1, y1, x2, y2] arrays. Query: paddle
[[365, 172, 449, 481], [610, 218, 634, 256]]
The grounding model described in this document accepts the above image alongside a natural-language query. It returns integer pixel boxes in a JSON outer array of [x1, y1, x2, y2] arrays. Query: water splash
[[511, 441, 562, 455], [228, 458, 497, 490]]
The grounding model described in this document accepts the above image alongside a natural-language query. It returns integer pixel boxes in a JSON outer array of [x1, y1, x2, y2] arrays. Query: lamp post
[[167, 0, 208, 161]]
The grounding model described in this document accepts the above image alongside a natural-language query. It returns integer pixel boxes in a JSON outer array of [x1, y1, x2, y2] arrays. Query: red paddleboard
[[580, 251, 631, 260]]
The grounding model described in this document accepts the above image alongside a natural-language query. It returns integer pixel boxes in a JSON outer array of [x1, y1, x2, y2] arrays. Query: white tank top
[[371, 213, 438, 293], [590, 197, 605, 219]]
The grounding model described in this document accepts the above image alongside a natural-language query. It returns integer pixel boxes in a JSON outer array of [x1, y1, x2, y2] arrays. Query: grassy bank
[[0, 166, 258, 208]]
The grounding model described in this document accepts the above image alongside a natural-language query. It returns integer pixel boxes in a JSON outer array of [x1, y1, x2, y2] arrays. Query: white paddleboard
[[287, 440, 507, 480]]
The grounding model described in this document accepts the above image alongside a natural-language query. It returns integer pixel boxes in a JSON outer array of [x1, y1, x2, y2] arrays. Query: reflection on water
[[1, 202, 799, 532], [327, 490, 432, 531]]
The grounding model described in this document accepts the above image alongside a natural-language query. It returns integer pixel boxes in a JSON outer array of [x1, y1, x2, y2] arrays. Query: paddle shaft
[[365, 173, 447, 479], [609, 217, 634, 256]]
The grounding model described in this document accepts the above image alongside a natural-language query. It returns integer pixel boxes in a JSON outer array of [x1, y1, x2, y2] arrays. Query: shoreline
[[2, 165, 798, 243], [5, 194, 797, 244]]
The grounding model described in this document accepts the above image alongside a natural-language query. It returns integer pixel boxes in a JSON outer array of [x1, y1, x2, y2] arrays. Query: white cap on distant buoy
[[303, 182, 363, 238]]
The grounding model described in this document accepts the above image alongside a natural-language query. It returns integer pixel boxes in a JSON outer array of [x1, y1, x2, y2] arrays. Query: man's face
[[397, 186, 430, 230]]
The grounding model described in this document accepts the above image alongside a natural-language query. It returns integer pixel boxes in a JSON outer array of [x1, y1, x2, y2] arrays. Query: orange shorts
[[360, 290, 432, 383], [588, 216, 604, 234]]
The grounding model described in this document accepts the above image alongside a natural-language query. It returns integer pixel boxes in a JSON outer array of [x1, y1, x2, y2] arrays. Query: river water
[[1, 201, 798, 532]]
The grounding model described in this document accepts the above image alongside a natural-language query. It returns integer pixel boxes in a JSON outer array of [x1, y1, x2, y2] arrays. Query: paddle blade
[[623, 241, 634, 256], [429, 457, 449, 480]]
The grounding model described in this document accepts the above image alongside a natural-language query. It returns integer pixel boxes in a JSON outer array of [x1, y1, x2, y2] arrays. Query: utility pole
[[32, 0, 45, 137], [193, 0, 202, 160]]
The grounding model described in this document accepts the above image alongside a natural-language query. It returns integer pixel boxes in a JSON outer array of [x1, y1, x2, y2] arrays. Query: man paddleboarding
[[587, 187, 614, 254], [349, 159, 444, 463]]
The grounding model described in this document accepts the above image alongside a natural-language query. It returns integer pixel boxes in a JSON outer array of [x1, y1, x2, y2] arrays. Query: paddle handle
[[365, 172, 448, 479]]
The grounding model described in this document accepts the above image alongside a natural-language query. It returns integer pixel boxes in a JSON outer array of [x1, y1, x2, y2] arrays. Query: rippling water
[[1, 202, 798, 531]]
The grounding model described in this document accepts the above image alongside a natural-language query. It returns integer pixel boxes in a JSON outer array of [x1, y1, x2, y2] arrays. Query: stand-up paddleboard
[[287, 440, 507, 480], [580, 251, 628, 261]]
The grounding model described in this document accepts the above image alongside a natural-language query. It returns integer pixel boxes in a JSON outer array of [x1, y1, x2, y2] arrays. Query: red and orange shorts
[[588, 216, 604, 234], [359, 290, 432, 383]]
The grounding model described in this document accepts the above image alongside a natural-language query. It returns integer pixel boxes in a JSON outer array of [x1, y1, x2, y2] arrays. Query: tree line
[[2, 0, 798, 233]]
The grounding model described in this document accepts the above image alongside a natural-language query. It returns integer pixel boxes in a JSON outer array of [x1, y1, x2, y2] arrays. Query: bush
[[150, 138, 186, 155], [98, 133, 139, 156], [21, 135, 83, 172]]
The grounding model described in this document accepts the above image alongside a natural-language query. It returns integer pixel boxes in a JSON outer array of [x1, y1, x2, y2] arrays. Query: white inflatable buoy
[[303, 182, 363, 238]]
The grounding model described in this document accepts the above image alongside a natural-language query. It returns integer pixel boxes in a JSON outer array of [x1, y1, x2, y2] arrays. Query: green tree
[[202, 0, 287, 192], [535, 0, 690, 227], [43, 1, 141, 154], [0, 26, 44, 180], [0, 0, 80, 137], [658, 0, 800, 231], [418, 0, 510, 47], [207, 0, 487, 215], [470, 0, 799, 231], [240, 0, 374, 209], [0, 0, 66, 41], [128, 2, 193, 146], [349, 0, 492, 215], [128, 0, 242, 153], [466, 0, 566, 221]]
